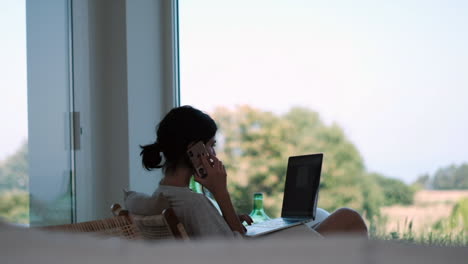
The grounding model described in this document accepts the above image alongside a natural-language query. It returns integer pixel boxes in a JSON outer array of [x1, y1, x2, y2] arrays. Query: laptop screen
[[281, 153, 323, 219]]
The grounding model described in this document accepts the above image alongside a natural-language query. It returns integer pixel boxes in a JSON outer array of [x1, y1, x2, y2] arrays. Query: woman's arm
[[196, 155, 246, 235], [211, 189, 246, 234]]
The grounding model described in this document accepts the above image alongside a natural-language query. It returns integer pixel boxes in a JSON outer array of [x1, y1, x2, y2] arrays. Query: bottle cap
[[254, 192, 263, 199]]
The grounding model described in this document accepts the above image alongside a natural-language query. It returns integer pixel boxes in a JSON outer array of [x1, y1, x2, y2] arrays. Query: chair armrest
[[111, 203, 129, 217], [163, 208, 189, 240]]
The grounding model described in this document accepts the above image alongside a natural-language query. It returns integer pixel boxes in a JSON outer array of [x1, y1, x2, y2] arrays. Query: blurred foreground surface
[[1, 222, 468, 264]]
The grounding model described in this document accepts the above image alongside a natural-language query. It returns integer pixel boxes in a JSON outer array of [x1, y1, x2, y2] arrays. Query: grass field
[[372, 190, 468, 246]]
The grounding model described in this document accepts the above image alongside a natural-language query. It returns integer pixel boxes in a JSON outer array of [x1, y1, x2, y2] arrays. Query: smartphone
[[187, 141, 209, 178]]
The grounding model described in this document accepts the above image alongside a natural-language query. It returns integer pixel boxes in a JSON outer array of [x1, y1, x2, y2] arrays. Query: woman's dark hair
[[140, 105, 217, 172]]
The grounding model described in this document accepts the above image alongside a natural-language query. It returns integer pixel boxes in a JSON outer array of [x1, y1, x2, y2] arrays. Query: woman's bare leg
[[314, 208, 368, 237]]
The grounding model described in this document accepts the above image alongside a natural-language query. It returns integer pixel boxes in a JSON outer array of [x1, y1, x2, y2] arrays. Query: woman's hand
[[239, 214, 253, 226], [238, 214, 254, 233], [194, 154, 228, 196]]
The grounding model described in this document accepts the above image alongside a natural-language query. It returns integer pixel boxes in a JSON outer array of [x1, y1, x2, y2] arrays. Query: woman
[[140, 105, 367, 238]]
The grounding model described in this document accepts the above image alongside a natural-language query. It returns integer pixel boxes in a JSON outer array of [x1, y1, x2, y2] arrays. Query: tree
[[414, 174, 431, 189], [211, 105, 406, 219], [371, 173, 414, 206], [0, 141, 28, 193], [0, 142, 29, 224], [415, 163, 468, 190], [0, 189, 29, 224]]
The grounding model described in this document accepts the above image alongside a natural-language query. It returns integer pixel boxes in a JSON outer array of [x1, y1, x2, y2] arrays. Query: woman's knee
[[315, 207, 368, 236], [332, 208, 368, 231], [333, 207, 362, 219]]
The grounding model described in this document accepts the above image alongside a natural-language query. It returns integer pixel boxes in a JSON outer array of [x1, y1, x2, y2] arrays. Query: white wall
[[72, 0, 130, 222], [126, 0, 179, 195]]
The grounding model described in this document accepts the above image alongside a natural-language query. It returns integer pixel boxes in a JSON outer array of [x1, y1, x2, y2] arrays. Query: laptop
[[245, 153, 323, 237]]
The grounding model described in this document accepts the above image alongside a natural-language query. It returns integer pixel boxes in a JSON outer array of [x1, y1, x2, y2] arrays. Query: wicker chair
[[40, 204, 141, 240], [40, 204, 189, 241], [122, 205, 190, 241]]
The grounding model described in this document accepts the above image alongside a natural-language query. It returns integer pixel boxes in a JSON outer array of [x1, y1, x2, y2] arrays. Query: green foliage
[[371, 213, 468, 246], [0, 142, 29, 224], [211, 105, 414, 219], [371, 173, 415, 206], [0, 189, 29, 224], [0, 141, 79, 226], [0, 141, 28, 193], [360, 174, 385, 219], [415, 163, 468, 190], [432, 198, 468, 232], [375, 229, 468, 246], [451, 198, 468, 229]]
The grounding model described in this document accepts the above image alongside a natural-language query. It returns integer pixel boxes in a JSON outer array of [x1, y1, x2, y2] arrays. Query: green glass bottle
[[249, 192, 271, 224], [189, 176, 203, 194]]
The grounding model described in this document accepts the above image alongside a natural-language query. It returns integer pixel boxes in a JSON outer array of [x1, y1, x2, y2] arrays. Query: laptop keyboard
[[252, 218, 300, 228]]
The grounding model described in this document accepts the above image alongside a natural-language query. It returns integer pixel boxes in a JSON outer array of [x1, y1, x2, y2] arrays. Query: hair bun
[[140, 142, 163, 170], [151, 141, 161, 151]]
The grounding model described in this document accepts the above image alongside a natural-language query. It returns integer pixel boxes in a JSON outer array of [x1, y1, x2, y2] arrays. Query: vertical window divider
[[67, 0, 77, 223], [171, 0, 181, 107]]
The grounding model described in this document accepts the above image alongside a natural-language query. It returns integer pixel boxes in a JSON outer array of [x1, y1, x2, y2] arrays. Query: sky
[[1, 0, 467, 184], [0, 0, 28, 162], [179, 0, 468, 183]]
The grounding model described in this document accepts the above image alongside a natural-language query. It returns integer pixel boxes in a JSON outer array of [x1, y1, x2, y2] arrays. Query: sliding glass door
[[26, 0, 76, 226]]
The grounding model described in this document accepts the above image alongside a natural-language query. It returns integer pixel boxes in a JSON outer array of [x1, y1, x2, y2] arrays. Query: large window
[[0, 1, 29, 225], [179, 0, 468, 244], [0, 0, 76, 226], [1, 1, 179, 226]]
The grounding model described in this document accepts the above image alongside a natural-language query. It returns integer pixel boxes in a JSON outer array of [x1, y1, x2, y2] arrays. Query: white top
[[153, 185, 237, 239]]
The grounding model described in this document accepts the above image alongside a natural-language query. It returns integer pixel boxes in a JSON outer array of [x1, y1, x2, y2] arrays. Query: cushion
[[123, 189, 170, 216], [123, 190, 175, 240]]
